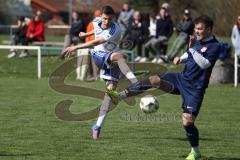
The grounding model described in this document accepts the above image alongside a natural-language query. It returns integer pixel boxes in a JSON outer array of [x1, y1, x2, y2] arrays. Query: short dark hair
[[194, 15, 214, 29], [102, 5, 115, 15]]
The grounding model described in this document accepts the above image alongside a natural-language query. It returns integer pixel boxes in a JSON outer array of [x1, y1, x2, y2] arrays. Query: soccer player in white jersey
[[64, 5, 138, 140]]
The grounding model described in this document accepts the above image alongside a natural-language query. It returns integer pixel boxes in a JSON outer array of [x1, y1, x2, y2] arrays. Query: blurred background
[[0, 1, 240, 160], [0, 0, 239, 36]]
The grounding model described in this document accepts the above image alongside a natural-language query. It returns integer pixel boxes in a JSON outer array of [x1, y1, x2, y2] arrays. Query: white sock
[[96, 114, 107, 127], [191, 146, 200, 153], [126, 72, 138, 83], [117, 58, 138, 83]]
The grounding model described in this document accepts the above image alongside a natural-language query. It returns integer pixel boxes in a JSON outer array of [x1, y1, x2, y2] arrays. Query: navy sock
[[184, 123, 199, 147], [126, 79, 152, 96]]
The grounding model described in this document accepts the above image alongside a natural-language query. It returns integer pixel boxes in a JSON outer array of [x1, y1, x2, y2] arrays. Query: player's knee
[[111, 53, 124, 61], [182, 119, 193, 127], [148, 75, 160, 86], [182, 113, 194, 127]]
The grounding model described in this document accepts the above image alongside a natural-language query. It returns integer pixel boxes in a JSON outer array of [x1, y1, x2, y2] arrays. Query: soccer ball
[[140, 95, 159, 113]]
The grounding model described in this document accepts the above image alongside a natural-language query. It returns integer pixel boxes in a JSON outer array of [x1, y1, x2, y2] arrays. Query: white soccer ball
[[140, 95, 159, 113]]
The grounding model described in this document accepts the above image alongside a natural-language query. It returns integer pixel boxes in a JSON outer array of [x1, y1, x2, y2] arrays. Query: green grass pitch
[[0, 35, 240, 160]]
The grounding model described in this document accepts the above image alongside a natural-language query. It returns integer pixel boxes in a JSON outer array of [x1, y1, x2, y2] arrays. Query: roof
[[31, 0, 123, 13]]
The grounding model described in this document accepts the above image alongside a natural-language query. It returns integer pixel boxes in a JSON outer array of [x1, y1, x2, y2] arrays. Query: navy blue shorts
[[160, 73, 205, 117], [92, 51, 121, 82]]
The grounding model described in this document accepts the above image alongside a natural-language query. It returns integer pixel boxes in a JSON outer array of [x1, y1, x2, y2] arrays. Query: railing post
[[234, 53, 238, 87], [37, 47, 41, 79]]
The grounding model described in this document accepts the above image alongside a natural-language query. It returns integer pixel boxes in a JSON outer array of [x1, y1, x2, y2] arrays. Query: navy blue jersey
[[181, 36, 221, 89]]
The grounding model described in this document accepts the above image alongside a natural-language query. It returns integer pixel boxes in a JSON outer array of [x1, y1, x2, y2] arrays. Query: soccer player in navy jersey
[[108, 15, 221, 160], [64, 6, 138, 140]]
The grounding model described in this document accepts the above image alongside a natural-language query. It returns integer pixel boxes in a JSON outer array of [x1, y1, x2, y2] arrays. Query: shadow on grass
[[110, 136, 217, 141], [29, 54, 60, 58], [203, 157, 240, 160], [0, 152, 33, 157], [164, 136, 216, 141], [180, 155, 240, 160]]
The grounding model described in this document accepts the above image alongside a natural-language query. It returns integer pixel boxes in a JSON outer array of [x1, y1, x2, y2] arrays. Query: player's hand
[[79, 32, 86, 38], [63, 46, 77, 58], [188, 35, 196, 48], [173, 57, 181, 65]]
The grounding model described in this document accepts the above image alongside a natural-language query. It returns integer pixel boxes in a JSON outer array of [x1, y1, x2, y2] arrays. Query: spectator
[[143, 12, 157, 62], [7, 16, 28, 58], [61, 11, 85, 58], [127, 11, 148, 62], [118, 2, 134, 40], [231, 15, 240, 59], [76, 9, 102, 81], [166, 9, 194, 61], [85, 10, 102, 42], [36, 10, 42, 17], [161, 2, 170, 11], [21, 12, 45, 58], [151, 6, 173, 63]]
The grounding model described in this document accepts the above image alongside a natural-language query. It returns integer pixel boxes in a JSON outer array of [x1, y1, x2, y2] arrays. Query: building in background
[[31, 0, 122, 24], [0, 0, 32, 25], [0, 0, 122, 35], [31, 0, 122, 35]]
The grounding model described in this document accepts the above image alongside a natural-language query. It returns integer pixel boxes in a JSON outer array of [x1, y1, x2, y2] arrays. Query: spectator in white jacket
[[231, 16, 240, 57]]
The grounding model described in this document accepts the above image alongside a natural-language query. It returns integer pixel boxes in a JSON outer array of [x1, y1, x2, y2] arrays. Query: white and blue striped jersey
[[92, 17, 122, 53]]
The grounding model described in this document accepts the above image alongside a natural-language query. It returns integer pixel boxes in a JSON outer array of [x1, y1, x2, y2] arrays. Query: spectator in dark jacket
[[151, 7, 173, 63], [62, 11, 85, 58], [8, 16, 28, 58], [127, 11, 148, 62], [166, 9, 194, 61]]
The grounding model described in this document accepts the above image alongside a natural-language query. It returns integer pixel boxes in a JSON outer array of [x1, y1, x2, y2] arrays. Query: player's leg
[[110, 52, 138, 84], [92, 81, 117, 140], [107, 72, 175, 106], [183, 113, 202, 160], [107, 75, 163, 105]]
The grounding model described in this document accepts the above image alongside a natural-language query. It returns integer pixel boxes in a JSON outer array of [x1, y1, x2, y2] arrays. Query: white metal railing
[[0, 25, 70, 37], [0, 45, 135, 80], [234, 53, 239, 87], [0, 45, 42, 79]]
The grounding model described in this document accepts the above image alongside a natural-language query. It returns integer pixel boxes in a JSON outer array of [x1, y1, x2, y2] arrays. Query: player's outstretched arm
[[79, 30, 95, 39], [63, 37, 106, 58]]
